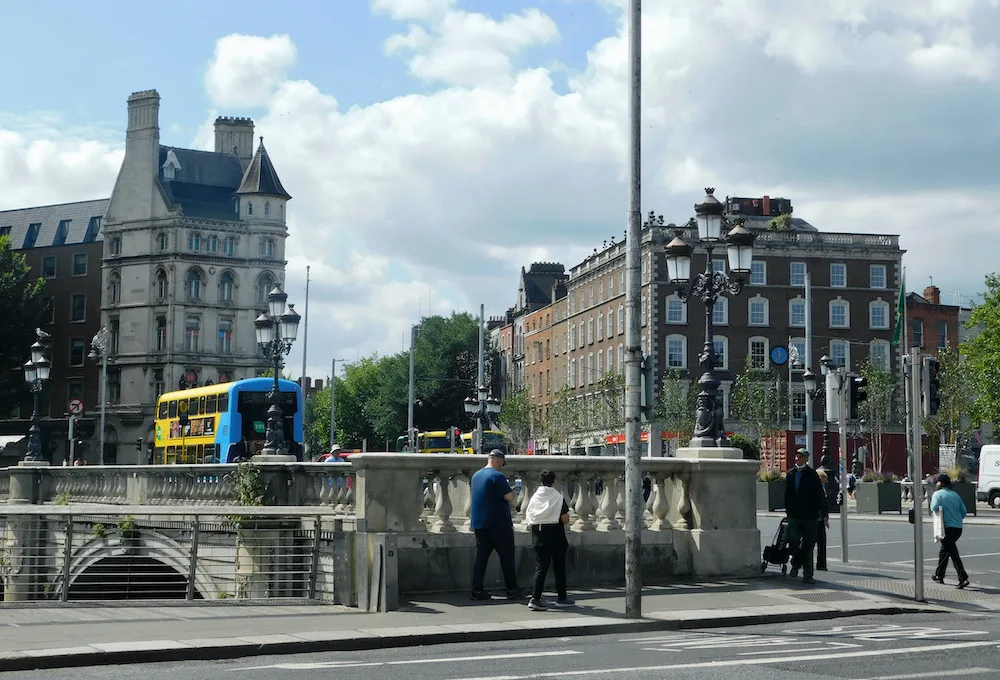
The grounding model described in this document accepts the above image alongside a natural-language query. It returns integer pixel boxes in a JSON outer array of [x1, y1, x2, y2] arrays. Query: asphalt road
[[4, 612, 998, 679], [758, 514, 1000, 589]]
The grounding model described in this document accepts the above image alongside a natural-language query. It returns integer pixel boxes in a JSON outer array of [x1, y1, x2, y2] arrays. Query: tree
[[499, 387, 533, 453], [858, 357, 896, 473], [923, 345, 972, 446], [963, 273, 1000, 432], [593, 371, 625, 441], [544, 385, 579, 454], [0, 235, 46, 413], [730, 358, 787, 469], [655, 369, 697, 455]]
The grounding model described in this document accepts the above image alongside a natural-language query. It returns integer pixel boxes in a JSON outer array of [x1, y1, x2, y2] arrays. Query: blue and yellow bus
[[153, 378, 304, 464]]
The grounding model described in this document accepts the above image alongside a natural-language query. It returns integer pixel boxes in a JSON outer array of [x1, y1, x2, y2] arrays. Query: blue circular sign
[[770, 346, 789, 366]]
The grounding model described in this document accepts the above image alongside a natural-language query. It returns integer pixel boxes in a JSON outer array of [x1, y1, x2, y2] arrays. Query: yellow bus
[[461, 430, 508, 455], [394, 430, 466, 453]]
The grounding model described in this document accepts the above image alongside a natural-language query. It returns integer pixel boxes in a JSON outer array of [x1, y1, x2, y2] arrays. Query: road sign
[[253, 421, 266, 434], [770, 346, 789, 366], [68, 398, 84, 415]]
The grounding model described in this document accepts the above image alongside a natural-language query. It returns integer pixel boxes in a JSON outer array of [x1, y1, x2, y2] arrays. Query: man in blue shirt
[[930, 474, 969, 589], [470, 450, 523, 600]]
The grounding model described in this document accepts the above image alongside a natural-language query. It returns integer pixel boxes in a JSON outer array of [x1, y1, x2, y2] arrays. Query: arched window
[[279, 204, 284, 220], [748, 295, 769, 326], [712, 296, 728, 326], [665, 294, 686, 325], [257, 273, 275, 305], [157, 232, 168, 251], [259, 237, 275, 259], [186, 269, 203, 300], [219, 271, 235, 303], [108, 272, 121, 305], [264, 201, 270, 216], [155, 269, 168, 300], [247, 201, 253, 216], [223, 236, 236, 256]]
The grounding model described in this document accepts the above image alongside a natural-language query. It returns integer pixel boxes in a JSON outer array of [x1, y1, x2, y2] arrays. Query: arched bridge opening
[[68, 556, 203, 600]]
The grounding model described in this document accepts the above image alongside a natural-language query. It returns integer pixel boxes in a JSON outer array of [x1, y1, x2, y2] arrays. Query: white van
[[976, 445, 1000, 508]]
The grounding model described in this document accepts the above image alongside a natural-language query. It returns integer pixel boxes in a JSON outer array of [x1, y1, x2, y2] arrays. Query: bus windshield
[[481, 432, 506, 453], [421, 436, 452, 450]]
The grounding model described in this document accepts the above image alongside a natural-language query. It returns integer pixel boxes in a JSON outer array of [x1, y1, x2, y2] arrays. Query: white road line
[[737, 642, 861, 655], [826, 540, 917, 550], [446, 640, 1000, 680], [889, 551, 1000, 565], [238, 649, 581, 671], [862, 668, 994, 680]]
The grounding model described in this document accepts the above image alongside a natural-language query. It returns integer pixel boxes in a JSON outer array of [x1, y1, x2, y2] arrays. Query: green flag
[[891, 272, 906, 346]]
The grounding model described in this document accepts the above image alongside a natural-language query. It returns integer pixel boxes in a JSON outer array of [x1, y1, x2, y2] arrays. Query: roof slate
[[236, 140, 291, 199], [158, 145, 245, 221], [0, 199, 109, 250]]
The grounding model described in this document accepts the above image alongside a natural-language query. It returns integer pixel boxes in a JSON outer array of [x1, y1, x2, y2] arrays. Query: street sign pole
[[838, 370, 849, 563], [909, 348, 925, 602]]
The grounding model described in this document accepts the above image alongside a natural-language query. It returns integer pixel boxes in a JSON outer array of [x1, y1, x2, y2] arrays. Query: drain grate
[[794, 591, 868, 603], [844, 578, 1000, 602]]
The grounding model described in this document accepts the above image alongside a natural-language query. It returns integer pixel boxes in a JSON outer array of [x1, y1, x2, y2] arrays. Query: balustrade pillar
[[597, 475, 620, 531], [571, 474, 595, 531], [649, 473, 669, 531], [429, 472, 456, 534]]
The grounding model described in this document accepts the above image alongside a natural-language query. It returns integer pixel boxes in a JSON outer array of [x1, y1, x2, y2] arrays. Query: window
[[109, 318, 120, 355], [870, 341, 890, 370], [607, 347, 614, 376], [219, 271, 235, 303], [67, 380, 84, 404], [713, 336, 728, 371], [0, 226, 9, 238], [750, 261, 766, 286], [207, 235, 218, 253], [830, 299, 850, 328], [641, 294, 647, 326], [597, 313, 604, 341], [185, 317, 200, 352], [42, 256, 56, 278], [247, 201, 253, 216], [83, 217, 101, 243], [789, 298, 806, 327], [599, 280, 605, 302], [749, 337, 768, 370], [790, 339, 806, 369], [108, 272, 121, 305], [609, 275, 615, 298], [569, 324, 576, 348], [218, 318, 234, 354], [712, 259, 725, 274], [155, 269, 168, 300], [53, 220, 70, 246], [108, 369, 121, 405], [791, 388, 806, 422], [641, 258, 649, 285], [188, 232, 201, 251], [618, 343, 625, 374], [830, 263, 847, 288], [912, 319, 923, 347], [617, 304, 624, 335], [569, 359, 576, 388], [73, 253, 87, 276], [155, 316, 168, 351], [22, 223, 40, 249], [109, 237, 122, 256], [597, 351, 604, 380], [70, 294, 86, 322], [829, 340, 848, 369], [186, 270, 203, 300], [587, 317, 594, 344], [259, 238, 275, 259], [587, 353, 594, 386], [666, 296, 685, 324], [153, 369, 165, 400], [605, 308, 614, 338], [257, 273, 275, 304], [264, 202, 271, 216], [223, 236, 236, 256], [589, 286, 594, 306], [667, 335, 686, 369], [937, 320, 948, 348], [713, 296, 728, 326], [790, 262, 806, 287], [69, 338, 86, 367], [870, 264, 887, 289], [157, 232, 168, 250], [41, 296, 54, 324], [869, 301, 889, 329], [749, 297, 769, 326]]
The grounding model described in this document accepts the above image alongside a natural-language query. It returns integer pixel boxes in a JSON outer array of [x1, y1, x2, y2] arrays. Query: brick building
[[907, 285, 960, 354]]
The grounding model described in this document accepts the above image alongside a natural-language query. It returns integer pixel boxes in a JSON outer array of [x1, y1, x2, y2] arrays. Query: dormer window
[[264, 201, 270, 216], [162, 149, 181, 180]]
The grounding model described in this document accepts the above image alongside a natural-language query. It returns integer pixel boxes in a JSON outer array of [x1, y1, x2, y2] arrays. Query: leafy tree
[[858, 357, 896, 473], [593, 371, 625, 440], [544, 385, 579, 454], [499, 387, 533, 453], [730, 358, 786, 468], [654, 369, 697, 455], [963, 273, 1000, 432], [767, 214, 793, 231], [923, 345, 972, 446], [0, 235, 46, 413]]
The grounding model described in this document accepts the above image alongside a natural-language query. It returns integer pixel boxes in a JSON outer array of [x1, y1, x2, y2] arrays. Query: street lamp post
[[818, 354, 834, 467], [254, 285, 301, 458], [464, 386, 502, 454], [664, 189, 756, 448], [88, 326, 111, 465], [22, 328, 53, 463], [803, 357, 833, 467]]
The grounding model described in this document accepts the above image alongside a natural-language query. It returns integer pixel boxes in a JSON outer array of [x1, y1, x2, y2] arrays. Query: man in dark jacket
[[785, 448, 828, 584]]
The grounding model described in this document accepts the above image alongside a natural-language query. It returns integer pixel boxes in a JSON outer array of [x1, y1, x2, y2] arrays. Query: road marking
[[826, 540, 916, 550], [782, 624, 988, 641], [445, 640, 1000, 680], [862, 669, 994, 679], [238, 649, 581, 671], [889, 551, 1000, 565], [738, 642, 861, 655]]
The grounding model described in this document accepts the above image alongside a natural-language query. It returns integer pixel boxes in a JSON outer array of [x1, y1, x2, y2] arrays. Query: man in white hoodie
[[525, 470, 574, 611]]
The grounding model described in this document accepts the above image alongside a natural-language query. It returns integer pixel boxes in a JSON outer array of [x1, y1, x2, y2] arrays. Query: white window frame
[[790, 262, 806, 287], [597, 351, 604, 380], [829, 339, 849, 369], [587, 353, 594, 385], [750, 260, 766, 286], [748, 296, 769, 326], [587, 317, 594, 344], [869, 300, 890, 329], [666, 296, 686, 325], [618, 343, 625, 374], [869, 340, 890, 371], [830, 299, 850, 328], [789, 297, 806, 328], [712, 296, 728, 326], [597, 313, 604, 341], [641, 294, 647, 326], [869, 264, 887, 289], [713, 335, 729, 371], [666, 334, 687, 369], [569, 358, 576, 388], [830, 263, 847, 288], [749, 336, 769, 371], [607, 347, 614, 376]]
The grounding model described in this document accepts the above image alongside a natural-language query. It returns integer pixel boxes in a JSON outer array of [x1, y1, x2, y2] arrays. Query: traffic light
[[640, 355, 654, 422], [849, 375, 868, 420], [447, 426, 462, 451], [923, 356, 941, 417], [178, 400, 190, 427], [136, 437, 144, 452]]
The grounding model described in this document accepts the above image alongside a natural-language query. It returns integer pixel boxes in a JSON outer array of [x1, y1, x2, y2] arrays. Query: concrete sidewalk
[[0, 576, 934, 672]]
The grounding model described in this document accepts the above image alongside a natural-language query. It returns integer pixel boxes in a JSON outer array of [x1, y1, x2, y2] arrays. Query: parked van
[[976, 444, 1000, 508]]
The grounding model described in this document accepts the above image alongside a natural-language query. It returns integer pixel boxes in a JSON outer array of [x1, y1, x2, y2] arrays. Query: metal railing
[[0, 506, 354, 604]]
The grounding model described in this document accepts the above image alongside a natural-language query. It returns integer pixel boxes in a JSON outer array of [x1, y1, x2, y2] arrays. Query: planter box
[[856, 482, 902, 514], [756, 480, 785, 511], [927, 482, 977, 516]]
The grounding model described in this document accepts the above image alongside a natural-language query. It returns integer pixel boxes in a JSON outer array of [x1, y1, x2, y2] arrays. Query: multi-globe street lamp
[[804, 354, 835, 467], [664, 188, 756, 448], [463, 385, 501, 453], [22, 328, 53, 463], [254, 285, 301, 457], [88, 325, 112, 465]]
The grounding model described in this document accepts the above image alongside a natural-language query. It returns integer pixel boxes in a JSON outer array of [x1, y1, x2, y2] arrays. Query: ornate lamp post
[[88, 325, 112, 465], [22, 328, 53, 463], [463, 385, 502, 454], [664, 188, 756, 448], [254, 285, 301, 457]]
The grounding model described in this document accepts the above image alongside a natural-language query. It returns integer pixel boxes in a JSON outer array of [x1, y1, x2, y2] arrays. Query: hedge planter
[[856, 482, 902, 515], [756, 480, 785, 511]]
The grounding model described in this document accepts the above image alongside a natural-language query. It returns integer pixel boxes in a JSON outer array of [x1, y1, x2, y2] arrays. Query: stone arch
[[218, 269, 238, 303], [154, 267, 169, 301], [108, 270, 121, 305], [256, 271, 275, 305], [185, 266, 206, 301]]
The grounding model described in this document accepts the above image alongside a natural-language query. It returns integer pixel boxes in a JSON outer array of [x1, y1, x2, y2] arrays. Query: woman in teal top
[[930, 474, 969, 589]]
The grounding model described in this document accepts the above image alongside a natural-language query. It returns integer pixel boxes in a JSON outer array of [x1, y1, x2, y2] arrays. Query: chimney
[[924, 285, 941, 305], [214, 117, 255, 168], [762, 195, 771, 215], [127, 89, 160, 136]]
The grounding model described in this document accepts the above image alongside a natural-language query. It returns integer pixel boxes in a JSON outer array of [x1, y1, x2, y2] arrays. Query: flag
[[891, 272, 906, 346]]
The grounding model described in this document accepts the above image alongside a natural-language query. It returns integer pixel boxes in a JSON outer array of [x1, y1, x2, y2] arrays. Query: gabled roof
[[520, 262, 567, 309], [0, 199, 109, 250], [236, 139, 291, 199], [158, 145, 245, 221]]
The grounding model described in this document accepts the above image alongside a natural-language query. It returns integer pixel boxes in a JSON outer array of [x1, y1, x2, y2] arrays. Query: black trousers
[[935, 527, 968, 581], [532, 540, 567, 601], [472, 526, 518, 593], [787, 518, 818, 579], [816, 520, 827, 570]]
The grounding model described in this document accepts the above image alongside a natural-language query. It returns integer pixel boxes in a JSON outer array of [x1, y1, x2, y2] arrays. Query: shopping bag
[[932, 509, 945, 542]]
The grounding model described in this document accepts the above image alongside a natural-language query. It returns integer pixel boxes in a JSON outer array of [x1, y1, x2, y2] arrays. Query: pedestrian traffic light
[[923, 356, 941, 417], [849, 375, 868, 420], [640, 355, 654, 422]]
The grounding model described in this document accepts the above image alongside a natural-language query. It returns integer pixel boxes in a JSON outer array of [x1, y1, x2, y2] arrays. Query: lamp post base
[[675, 446, 744, 460], [252, 453, 296, 463]]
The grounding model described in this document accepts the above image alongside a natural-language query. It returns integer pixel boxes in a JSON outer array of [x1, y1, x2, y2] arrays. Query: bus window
[[154, 447, 165, 465], [169, 400, 178, 418], [189, 398, 200, 416], [197, 444, 205, 464], [219, 393, 229, 412], [158, 401, 168, 419], [199, 396, 206, 414], [166, 446, 176, 464], [206, 394, 218, 414]]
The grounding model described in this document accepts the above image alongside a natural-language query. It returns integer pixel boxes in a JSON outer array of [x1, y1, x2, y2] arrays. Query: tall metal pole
[[300, 265, 310, 430], [838, 370, 849, 563], [623, 0, 643, 620], [330, 358, 337, 449], [909, 348, 925, 601], [477, 304, 486, 454], [804, 272, 814, 466], [408, 324, 417, 451], [99, 351, 107, 466]]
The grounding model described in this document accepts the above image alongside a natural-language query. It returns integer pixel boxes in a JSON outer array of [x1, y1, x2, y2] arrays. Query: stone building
[[100, 90, 291, 463]]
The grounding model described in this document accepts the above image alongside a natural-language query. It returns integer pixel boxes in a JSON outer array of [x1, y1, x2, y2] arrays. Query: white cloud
[[371, 0, 456, 21], [204, 34, 297, 108]]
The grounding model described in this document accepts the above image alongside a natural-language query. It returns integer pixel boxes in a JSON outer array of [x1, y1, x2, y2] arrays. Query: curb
[[0, 605, 935, 672], [756, 511, 1000, 526]]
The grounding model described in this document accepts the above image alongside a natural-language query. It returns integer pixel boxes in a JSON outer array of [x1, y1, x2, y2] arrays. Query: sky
[[2, 0, 999, 382]]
